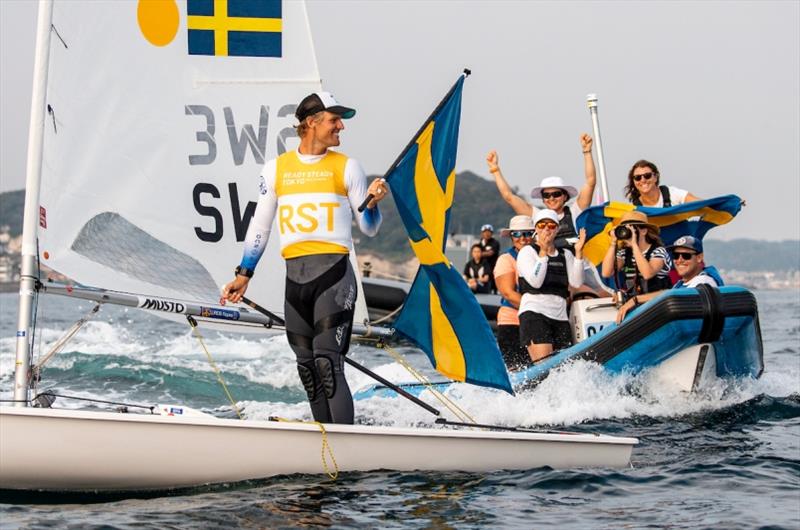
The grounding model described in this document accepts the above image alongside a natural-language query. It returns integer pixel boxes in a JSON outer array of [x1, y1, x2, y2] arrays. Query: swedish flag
[[386, 75, 513, 394], [577, 195, 744, 266], [188, 0, 282, 57]]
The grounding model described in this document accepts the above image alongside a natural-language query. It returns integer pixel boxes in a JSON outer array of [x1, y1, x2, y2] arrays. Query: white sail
[[36, 0, 369, 322]]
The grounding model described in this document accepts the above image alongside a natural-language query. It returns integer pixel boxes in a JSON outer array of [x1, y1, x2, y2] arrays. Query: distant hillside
[[0, 189, 24, 236], [703, 239, 800, 272], [1, 184, 798, 272]]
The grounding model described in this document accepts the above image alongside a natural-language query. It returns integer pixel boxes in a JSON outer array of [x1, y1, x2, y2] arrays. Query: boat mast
[[587, 94, 610, 202], [13, 0, 54, 407]]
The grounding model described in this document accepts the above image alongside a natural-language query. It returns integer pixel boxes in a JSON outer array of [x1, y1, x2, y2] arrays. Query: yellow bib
[[274, 151, 352, 259]]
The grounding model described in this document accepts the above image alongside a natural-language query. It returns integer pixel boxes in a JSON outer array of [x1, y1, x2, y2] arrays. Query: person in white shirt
[[625, 160, 700, 207], [615, 235, 724, 324], [516, 209, 586, 363]]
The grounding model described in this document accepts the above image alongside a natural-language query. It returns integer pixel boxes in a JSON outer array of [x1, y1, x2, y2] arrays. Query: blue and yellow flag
[[577, 195, 744, 266], [188, 0, 282, 57], [386, 75, 513, 394]]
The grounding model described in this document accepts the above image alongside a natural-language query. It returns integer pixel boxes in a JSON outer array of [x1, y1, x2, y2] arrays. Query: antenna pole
[[587, 94, 610, 202]]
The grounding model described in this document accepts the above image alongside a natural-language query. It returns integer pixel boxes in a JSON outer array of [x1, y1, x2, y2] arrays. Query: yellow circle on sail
[[137, 0, 179, 47]]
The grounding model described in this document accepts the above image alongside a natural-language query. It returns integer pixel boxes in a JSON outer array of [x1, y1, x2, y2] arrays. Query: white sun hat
[[530, 176, 578, 200], [500, 215, 535, 237]]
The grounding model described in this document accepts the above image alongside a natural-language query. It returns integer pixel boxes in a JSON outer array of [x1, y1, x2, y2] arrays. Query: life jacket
[[499, 247, 520, 309], [633, 185, 672, 207], [554, 206, 578, 251], [274, 150, 353, 259], [621, 245, 673, 294], [674, 266, 725, 288], [518, 246, 569, 299]]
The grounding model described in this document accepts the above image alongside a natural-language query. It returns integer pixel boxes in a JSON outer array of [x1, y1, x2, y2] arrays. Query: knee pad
[[296, 361, 317, 400], [314, 356, 336, 399]]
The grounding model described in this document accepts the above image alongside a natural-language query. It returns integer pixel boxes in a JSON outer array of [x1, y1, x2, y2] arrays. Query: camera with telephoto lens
[[614, 225, 632, 240]]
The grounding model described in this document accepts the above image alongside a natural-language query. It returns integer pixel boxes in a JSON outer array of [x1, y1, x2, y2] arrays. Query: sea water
[[0, 290, 798, 529]]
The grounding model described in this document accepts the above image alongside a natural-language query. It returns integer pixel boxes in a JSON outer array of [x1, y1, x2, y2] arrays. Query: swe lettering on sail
[[186, 104, 297, 243]]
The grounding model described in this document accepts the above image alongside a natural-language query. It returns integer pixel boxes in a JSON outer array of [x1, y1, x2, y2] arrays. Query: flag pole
[[587, 94, 610, 203], [358, 69, 471, 212]]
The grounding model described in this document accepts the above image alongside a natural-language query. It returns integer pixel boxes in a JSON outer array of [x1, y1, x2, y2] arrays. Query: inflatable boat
[[355, 284, 763, 399]]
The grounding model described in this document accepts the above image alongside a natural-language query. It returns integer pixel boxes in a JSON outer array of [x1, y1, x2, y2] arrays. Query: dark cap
[[667, 235, 703, 253], [295, 91, 356, 122]]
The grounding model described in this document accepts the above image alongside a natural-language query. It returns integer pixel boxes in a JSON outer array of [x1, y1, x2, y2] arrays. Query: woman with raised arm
[[486, 133, 597, 251]]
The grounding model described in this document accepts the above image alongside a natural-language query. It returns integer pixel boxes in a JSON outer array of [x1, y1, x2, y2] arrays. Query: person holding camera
[[485, 133, 597, 251], [601, 211, 672, 296], [625, 160, 700, 207], [517, 210, 586, 363]]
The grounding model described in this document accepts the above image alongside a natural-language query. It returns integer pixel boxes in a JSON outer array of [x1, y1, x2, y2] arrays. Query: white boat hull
[[0, 407, 636, 492]]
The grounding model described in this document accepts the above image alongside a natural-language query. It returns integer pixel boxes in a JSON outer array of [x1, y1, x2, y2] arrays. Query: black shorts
[[519, 311, 572, 351]]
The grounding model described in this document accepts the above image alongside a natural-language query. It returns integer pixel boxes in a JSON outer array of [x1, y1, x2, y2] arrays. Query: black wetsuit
[[284, 254, 357, 424]]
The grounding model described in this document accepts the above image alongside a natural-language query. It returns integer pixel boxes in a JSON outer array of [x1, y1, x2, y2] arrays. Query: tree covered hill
[[1, 184, 798, 271]]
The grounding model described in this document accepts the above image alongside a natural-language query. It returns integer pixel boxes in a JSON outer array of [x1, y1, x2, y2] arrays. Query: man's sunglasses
[[541, 190, 565, 199], [632, 172, 655, 182], [510, 230, 534, 238], [535, 221, 558, 230], [671, 251, 697, 261]]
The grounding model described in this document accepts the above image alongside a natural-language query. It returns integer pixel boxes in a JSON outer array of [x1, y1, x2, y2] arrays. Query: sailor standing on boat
[[222, 92, 388, 425], [615, 235, 724, 323], [516, 210, 586, 363]]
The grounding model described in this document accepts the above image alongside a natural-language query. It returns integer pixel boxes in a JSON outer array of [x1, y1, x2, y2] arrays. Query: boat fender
[[697, 283, 725, 343], [315, 356, 337, 398], [297, 361, 318, 400]]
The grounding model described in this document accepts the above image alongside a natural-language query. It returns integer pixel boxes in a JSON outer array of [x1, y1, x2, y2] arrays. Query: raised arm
[[575, 133, 597, 211], [486, 150, 534, 216]]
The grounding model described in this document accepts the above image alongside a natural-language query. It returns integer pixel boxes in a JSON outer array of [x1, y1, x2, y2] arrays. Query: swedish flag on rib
[[188, 0, 282, 57], [577, 195, 744, 266], [386, 74, 513, 394]]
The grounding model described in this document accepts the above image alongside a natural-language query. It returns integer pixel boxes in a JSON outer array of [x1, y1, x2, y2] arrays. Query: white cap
[[534, 209, 559, 226]]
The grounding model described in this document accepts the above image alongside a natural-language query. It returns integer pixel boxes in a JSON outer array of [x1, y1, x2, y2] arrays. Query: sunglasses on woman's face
[[541, 190, 565, 199], [633, 172, 655, 182], [510, 230, 534, 238], [535, 221, 558, 230], [671, 251, 697, 261]]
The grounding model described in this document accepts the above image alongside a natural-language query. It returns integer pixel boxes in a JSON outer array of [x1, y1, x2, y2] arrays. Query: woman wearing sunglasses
[[601, 211, 673, 295], [625, 160, 700, 207], [494, 215, 536, 370], [517, 210, 587, 363], [486, 133, 597, 251]]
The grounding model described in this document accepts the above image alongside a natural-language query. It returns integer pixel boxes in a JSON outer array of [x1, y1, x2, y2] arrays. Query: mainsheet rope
[[269, 416, 339, 480], [186, 316, 243, 420], [186, 317, 339, 479], [353, 337, 477, 425]]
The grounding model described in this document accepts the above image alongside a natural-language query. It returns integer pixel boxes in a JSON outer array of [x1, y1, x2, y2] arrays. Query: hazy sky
[[2, 0, 798, 241]]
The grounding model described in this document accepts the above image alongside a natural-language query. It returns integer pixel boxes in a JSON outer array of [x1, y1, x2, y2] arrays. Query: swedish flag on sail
[[577, 195, 744, 266], [386, 75, 513, 394], [188, 0, 282, 57]]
